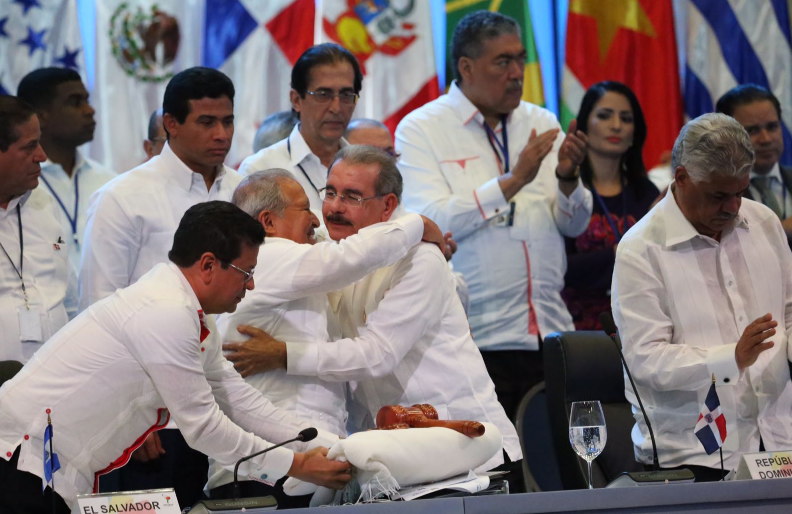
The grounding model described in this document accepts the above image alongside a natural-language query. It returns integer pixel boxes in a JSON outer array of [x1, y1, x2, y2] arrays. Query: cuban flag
[[43, 424, 61, 492], [684, 0, 792, 166], [694, 382, 727, 455]]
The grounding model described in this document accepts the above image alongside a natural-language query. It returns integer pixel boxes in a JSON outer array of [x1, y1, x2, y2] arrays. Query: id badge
[[494, 202, 516, 228], [18, 307, 44, 342]]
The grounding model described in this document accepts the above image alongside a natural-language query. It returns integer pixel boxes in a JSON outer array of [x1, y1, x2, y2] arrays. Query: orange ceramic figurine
[[376, 404, 485, 438]]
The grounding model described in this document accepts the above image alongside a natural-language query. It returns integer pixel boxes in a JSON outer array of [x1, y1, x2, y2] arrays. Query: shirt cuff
[[391, 212, 424, 246], [247, 446, 294, 483], [705, 343, 739, 386], [473, 177, 510, 221], [557, 179, 587, 207], [286, 342, 319, 376]]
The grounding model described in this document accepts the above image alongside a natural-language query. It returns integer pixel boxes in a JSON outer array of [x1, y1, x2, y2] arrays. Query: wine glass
[[569, 400, 607, 489]]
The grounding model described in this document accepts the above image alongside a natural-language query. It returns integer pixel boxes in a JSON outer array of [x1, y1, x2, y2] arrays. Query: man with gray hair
[[612, 113, 792, 481], [208, 167, 443, 503], [252, 111, 298, 154]]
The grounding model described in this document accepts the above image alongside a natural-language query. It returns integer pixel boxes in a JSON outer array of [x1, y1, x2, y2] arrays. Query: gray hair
[[451, 11, 520, 84], [232, 169, 296, 218], [671, 113, 755, 183], [252, 111, 298, 153], [330, 145, 403, 202], [344, 118, 390, 138]]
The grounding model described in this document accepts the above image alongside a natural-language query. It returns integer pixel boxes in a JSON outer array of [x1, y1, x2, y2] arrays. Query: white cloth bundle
[[283, 423, 502, 503]]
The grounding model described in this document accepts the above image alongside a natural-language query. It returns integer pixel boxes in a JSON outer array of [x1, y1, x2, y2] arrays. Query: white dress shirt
[[748, 163, 792, 219], [395, 82, 593, 351], [0, 263, 335, 506], [209, 214, 424, 490], [238, 124, 347, 220], [0, 188, 77, 362], [40, 151, 116, 270], [612, 186, 792, 470], [78, 142, 243, 312], [287, 243, 523, 471]]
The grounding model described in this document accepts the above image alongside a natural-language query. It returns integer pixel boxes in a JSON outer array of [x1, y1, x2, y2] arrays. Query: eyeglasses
[[319, 188, 382, 207], [221, 261, 255, 283], [305, 90, 359, 105]]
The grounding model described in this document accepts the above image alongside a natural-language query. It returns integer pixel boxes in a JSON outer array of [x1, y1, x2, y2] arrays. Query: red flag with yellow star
[[561, 0, 683, 169]]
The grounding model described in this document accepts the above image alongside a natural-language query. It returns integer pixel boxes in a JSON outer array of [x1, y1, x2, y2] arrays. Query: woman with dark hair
[[562, 81, 660, 330]]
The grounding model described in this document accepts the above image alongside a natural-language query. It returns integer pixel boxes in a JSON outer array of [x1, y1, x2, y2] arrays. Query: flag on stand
[[0, 0, 85, 95], [562, 0, 683, 169], [684, 0, 792, 166], [319, 0, 440, 134], [43, 417, 61, 491], [694, 381, 727, 455], [444, 0, 543, 106]]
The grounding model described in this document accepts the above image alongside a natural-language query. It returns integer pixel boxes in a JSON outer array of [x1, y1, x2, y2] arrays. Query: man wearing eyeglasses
[[238, 44, 362, 220]]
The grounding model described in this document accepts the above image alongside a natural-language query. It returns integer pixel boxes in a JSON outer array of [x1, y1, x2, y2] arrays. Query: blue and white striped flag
[[0, 0, 85, 96], [684, 0, 792, 166], [43, 423, 61, 492]]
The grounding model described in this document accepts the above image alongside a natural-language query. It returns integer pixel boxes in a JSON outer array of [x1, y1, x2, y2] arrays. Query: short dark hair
[[330, 145, 403, 202], [291, 43, 363, 97], [168, 201, 265, 268], [0, 96, 36, 152], [162, 67, 235, 127], [451, 11, 520, 84], [716, 84, 782, 120], [147, 108, 163, 141], [576, 81, 647, 192], [17, 67, 82, 110]]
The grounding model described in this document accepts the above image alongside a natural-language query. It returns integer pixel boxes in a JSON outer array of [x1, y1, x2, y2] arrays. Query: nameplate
[[735, 450, 792, 480], [73, 488, 180, 513]]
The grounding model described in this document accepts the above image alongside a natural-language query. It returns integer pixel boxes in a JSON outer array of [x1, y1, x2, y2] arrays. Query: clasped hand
[[222, 325, 286, 377]]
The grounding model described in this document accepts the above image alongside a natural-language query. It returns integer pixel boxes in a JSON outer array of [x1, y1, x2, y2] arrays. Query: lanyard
[[40, 171, 80, 245], [0, 204, 29, 308], [593, 187, 629, 242], [287, 135, 320, 196], [483, 116, 509, 173]]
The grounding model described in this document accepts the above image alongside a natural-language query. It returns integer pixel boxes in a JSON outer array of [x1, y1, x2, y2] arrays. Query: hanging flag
[[684, 0, 792, 166], [43, 414, 61, 492], [444, 0, 544, 106], [0, 0, 85, 95], [202, 0, 315, 167], [319, 0, 440, 134], [562, 0, 683, 169], [694, 381, 727, 455]]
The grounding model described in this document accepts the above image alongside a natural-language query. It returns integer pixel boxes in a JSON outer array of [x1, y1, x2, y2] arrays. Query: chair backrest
[[543, 331, 642, 489], [0, 360, 23, 389], [513, 381, 563, 492]]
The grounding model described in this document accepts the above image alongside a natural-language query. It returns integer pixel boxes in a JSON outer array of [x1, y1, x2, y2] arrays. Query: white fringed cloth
[[283, 423, 502, 504]]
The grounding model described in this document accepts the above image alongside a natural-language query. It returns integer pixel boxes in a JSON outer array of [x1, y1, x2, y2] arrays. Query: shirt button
[[739, 316, 744, 322], [260, 473, 268, 480], [6, 452, 11, 457], [723, 377, 730, 383], [24, 435, 29, 440], [728, 281, 733, 286], [201, 347, 205, 352], [495, 208, 500, 214]]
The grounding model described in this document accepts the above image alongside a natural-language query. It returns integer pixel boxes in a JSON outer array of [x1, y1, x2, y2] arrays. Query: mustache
[[326, 213, 353, 225], [506, 80, 523, 93]]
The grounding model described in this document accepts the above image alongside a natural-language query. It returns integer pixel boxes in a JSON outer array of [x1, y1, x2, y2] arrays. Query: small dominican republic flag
[[43, 423, 60, 492], [694, 382, 727, 455]]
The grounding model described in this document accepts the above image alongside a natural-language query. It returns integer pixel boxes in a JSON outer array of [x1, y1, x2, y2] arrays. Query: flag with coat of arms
[[0, 0, 85, 95], [694, 381, 727, 455]]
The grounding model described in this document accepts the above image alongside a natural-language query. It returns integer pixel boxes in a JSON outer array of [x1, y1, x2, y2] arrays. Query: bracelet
[[555, 167, 580, 182]]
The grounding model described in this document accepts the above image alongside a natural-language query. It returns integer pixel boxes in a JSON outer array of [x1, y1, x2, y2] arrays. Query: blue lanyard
[[40, 171, 79, 244], [593, 186, 629, 242], [287, 135, 320, 195], [483, 116, 509, 173]]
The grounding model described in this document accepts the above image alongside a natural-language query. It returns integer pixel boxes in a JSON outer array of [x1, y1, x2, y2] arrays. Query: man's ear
[[258, 210, 279, 238], [380, 194, 399, 222], [197, 252, 218, 285], [290, 89, 303, 116], [674, 165, 689, 189], [163, 113, 179, 140], [457, 57, 474, 85]]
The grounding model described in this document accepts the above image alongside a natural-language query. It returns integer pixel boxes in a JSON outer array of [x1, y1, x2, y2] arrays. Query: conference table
[[271, 478, 792, 514]]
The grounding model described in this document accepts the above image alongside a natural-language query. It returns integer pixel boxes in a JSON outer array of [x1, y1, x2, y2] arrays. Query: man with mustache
[[239, 44, 361, 221], [77, 67, 244, 505], [394, 11, 592, 432], [612, 113, 792, 481], [716, 85, 792, 241], [17, 68, 115, 271], [0, 96, 75, 363], [223, 146, 521, 481], [208, 169, 442, 504]]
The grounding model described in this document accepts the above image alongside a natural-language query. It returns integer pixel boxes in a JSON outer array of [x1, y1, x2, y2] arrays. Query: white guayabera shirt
[[613, 186, 792, 470]]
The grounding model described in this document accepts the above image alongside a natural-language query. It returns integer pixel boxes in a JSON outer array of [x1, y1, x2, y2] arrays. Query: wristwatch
[[555, 167, 580, 182]]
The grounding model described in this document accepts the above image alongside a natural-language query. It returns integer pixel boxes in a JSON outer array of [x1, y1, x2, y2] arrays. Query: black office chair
[[543, 331, 642, 489], [0, 360, 23, 388], [513, 381, 563, 492]]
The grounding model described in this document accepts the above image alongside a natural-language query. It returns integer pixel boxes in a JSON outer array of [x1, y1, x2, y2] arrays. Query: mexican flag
[[562, 0, 683, 169], [445, 0, 543, 106]]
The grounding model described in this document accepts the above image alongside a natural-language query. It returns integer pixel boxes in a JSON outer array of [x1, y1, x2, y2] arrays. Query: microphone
[[233, 427, 318, 500], [599, 312, 694, 485]]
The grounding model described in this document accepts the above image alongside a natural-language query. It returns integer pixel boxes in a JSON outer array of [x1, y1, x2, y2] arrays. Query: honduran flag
[[694, 382, 727, 455]]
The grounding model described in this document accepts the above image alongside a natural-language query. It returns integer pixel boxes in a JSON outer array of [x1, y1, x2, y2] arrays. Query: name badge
[[17, 307, 43, 342], [74, 488, 180, 513], [734, 450, 792, 480]]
